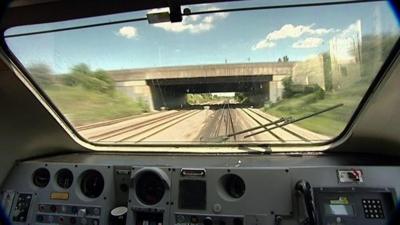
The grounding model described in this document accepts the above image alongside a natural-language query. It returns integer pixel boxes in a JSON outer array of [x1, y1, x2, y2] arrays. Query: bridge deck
[[109, 62, 294, 81]]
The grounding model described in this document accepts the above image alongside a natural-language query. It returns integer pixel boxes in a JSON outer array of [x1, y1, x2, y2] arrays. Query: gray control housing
[[1, 153, 400, 225]]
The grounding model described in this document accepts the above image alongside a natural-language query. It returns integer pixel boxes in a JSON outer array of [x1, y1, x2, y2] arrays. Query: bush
[[304, 88, 326, 104], [62, 64, 115, 94], [283, 77, 325, 99], [282, 77, 295, 98], [27, 63, 55, 88], [303, 84, 322, 94]]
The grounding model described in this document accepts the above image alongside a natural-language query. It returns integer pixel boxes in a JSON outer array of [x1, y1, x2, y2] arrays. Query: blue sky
[[5, 0, 400, 74]]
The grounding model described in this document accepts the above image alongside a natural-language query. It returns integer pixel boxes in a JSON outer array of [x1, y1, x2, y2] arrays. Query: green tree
[[283, 56, 289, 62], [282, 77, 294, 98], [63, 63, 115, 94], [27, 63, 55, 88]]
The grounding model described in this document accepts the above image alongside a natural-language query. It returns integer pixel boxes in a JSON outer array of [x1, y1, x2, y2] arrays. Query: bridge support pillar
[[115, 81, 155, 111], [269, 75, 289, 103]]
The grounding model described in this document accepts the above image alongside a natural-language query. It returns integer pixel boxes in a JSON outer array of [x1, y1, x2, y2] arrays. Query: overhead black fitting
[[168, 0, 182, 23]]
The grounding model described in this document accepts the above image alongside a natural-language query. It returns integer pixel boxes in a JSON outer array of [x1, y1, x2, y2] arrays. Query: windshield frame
[[1, 1, 400, 152]]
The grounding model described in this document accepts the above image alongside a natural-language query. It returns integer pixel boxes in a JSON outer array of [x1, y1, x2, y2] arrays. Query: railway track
[[79, 106, 328, 144], [75, 112, 159, 131], [80, 109, 203, 143], [240, 108, 285, 142], [199, 102, 238, 142], [86, 110, 186, 141], [240, 108, 311, 142]]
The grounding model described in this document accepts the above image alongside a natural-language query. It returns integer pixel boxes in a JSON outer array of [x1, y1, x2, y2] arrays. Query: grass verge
[[263, 79, 371, 136], [45, 85, 149, 126]]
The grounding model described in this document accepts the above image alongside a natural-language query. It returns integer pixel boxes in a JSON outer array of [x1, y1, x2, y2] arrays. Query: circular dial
[[221, 174, 245, 199], [135, 171, 165, 205], [80, 170, 104, 198], [32, 168, 50, 188], [56, 169, 73, 189]]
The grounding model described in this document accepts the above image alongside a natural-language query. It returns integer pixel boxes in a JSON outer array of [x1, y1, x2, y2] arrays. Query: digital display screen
[[324, 204, 354, 216], [178, 180, 206, 210]]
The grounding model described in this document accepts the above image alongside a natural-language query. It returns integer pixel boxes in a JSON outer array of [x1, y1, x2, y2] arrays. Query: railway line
[[79, 105, 329, 144]]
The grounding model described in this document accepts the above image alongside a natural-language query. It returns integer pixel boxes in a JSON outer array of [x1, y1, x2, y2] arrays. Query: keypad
[[362, 199, 384, 219]]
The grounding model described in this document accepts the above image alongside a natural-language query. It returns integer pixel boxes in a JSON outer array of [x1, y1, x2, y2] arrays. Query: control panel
[[36, 204, 101, 225], [12, 193, 32, 223], [314, 187, 395, 225], [1, 155, 400, 225], [175, 214, 244, 225]]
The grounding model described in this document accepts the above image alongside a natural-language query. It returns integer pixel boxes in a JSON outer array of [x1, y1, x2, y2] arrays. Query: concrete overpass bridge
[[108, 62, 294, 110]]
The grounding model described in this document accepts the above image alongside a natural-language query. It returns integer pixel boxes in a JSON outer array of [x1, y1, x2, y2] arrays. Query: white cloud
[[252, 24, 336, 50], [267, 24, 334, 40], [292, 37, 324, 48], [148, 7, 228, 34], [252, 40, 276, 50], [117, 26, 138, 39]]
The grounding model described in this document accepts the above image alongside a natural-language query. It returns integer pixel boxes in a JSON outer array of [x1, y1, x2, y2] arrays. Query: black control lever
[[295, 180, 317, 225]]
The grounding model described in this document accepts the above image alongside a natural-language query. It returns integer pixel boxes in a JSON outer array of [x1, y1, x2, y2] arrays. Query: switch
[[78, 208, 87, 217], [81, 217, 88, 225], [36, 215, 44, 222], [93, 208, 101, 216], [191, 216, 199, 224], [203, 217, 213, 225], [39, 204, 45, 212], [176, 215, 186, 223]]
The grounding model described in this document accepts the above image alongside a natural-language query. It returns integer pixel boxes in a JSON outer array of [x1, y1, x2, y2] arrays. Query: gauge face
[[80, 170, 104, 198], [56, 169, 73, 189], [135, 171, 165, 205], [32, 168, 50, 188], [221, 174, 245, 199]]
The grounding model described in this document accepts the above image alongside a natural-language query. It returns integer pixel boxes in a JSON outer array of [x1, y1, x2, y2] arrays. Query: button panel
[[175, 214, 243, 225], [362, 199, 384, 219], [12, 193, 32, 222], [36, 214, 99, 225], [36, 204, 101, 225]]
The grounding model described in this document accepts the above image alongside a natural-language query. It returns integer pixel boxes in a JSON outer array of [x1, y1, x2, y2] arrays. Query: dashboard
[[1, 153, 400, 225]]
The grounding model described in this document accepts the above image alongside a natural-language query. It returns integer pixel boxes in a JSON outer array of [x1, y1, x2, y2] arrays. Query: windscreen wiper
[[244, 103, 343, 138], [207, 117, 288, 142], [211, 103, 343, 142]]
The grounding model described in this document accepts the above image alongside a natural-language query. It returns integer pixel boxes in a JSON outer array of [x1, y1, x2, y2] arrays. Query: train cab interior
[[1, 0, 400, 225]]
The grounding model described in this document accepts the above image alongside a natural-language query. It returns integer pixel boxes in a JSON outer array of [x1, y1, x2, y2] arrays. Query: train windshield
[[4, 0, 400, 147]]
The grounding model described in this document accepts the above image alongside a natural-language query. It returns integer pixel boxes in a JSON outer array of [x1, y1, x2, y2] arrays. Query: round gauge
[[32, 168, 50, 188], [56, 169, 73, 189], [80, 170, 104, 198], [135, 171, 165, 205], [220, 174, 245, 199]]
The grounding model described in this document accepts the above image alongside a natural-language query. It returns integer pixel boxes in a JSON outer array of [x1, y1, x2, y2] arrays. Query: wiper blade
[[208, 103, 343, 143], [244, 103, 344, 138], [209, 117, 289, 142]]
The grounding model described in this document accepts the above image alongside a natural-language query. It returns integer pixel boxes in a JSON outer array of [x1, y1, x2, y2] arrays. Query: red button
[[50, 205, 57, 212]]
